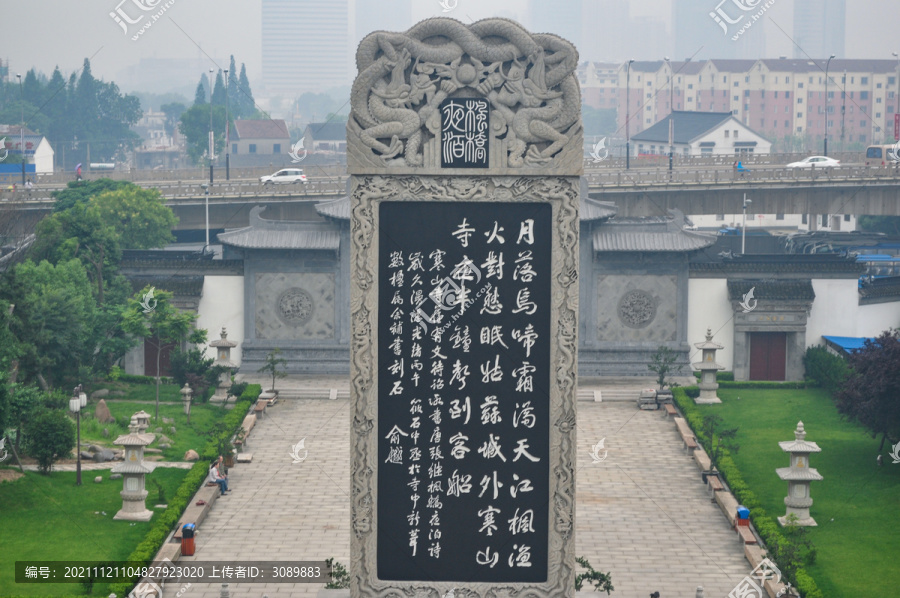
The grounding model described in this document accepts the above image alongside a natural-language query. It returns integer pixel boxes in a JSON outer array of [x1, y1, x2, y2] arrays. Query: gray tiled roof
[[233, 119, 289, 140], [593, 210, 716, 252], [581, 197, 617, 222], [315, 196, 350, 220], [218, 205, 341, 250], [632, 111, 735, 144], [304, 122, 346, 141], [727, 280, 816, 302]]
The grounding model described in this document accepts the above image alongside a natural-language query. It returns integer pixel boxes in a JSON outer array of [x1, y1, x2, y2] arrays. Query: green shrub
[[693, 370, 734, 381], [116, 373, 174, 385], [24, 408, 75, 474], [802, 345, 849, 394]]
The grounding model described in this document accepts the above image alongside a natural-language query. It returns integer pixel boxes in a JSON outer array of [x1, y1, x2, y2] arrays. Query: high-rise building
[[793, 0, 845, 59], [530, 0, 582, 49], [674, 0, 766, 61], [580, 0, 629, 63], [355, 0, 412, 46], [262, 0, 351, 97]]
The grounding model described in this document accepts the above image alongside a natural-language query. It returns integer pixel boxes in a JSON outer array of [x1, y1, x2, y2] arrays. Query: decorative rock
[[110, 390, 126, 397], [113, 450, 124, 460], [159, 443, 170, 450], [102, 428, 110, 438], [95, 399, 114, 423], [158, 435, 173, 445], [162, 417, 174, 424], [154, 427, 163, 433], [94, 476, 103, 483], [80, 451, 93, 460], [92, 449, 115, 462], [110, 473, 123, 480], [91, 389, 110, 399], [145, 447, 162, 454], [184, 450, 200, 461], [169, 426, 176, 434], [88, 444, 104, 453]]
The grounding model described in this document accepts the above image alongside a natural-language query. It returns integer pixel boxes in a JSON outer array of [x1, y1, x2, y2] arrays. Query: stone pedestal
[[776, 421, 822, 527], [692, 328, 724, 404]]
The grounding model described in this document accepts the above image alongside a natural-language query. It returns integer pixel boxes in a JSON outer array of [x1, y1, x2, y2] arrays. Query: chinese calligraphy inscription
[[441, 98, 489, 169]]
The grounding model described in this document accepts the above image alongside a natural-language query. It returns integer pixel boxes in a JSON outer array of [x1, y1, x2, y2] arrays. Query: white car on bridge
[[260, 168, 308, 185], [785, 156, 841, 169]]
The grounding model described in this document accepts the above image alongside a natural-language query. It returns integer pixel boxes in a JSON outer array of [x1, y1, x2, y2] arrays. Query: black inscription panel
[[440, 98, 489, 169], [377, 201, 551, 583]]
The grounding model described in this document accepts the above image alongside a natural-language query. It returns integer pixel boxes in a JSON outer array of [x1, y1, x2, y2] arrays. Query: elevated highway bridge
[[3, 163, 899, 235]]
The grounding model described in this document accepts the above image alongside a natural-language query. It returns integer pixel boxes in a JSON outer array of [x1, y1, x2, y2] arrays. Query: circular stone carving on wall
[[617, 290, 657, 329], [277, 288, 314, 325]]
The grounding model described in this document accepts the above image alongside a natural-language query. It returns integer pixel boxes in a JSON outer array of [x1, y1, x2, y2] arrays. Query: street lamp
[[893, 52, 900, 141], [68, 385, 87, 486], [824, 54, 835, 156], [16, 73, 25, 185], [626, 58, 635, 170], [840, 70, 846, 152], [664, 57, 674, 171], [207, 68, 214, 247], [224, 68, 230, 181], [742, 194, 751, 254]]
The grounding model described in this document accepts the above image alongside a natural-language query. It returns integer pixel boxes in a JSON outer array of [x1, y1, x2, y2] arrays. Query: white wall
[[687, 278, 734, 371], [806, 279, 861, 348], [856, 301, 900, 338], [196, 276, 245, 366]]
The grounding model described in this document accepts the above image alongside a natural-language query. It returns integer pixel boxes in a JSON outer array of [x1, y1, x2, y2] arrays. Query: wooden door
[[144, 336, 175, 377], [749, 332, 787, 381]]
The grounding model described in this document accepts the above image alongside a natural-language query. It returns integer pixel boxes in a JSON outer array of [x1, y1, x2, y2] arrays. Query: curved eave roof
[[315, 196, 351, 221], [776, 466, 823, 481], [218, 228, 340, 250], [593, 229, 716, 252]]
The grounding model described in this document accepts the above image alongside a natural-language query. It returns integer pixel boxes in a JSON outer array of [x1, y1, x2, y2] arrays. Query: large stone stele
[[95, 399, 114, 423]]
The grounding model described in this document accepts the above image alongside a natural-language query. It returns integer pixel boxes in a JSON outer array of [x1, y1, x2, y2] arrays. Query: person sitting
[[209, 456, 229, 495]]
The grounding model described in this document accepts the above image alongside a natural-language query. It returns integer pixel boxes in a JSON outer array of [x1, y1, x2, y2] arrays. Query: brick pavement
[[164, 400, 750, 598]]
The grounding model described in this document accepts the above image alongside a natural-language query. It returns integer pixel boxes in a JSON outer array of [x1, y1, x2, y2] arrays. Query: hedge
[[109, 384, 261, 597], [673, 387, 824, 598]]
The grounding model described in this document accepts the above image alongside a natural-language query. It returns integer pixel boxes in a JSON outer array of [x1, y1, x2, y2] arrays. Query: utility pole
[[742, 194, 751, 254], [626, 59, 635, 170], [665, 57, 674, 171], [824, 54, 835, 156], [16, 73, 25, 185], [224, 68, 230, 181]]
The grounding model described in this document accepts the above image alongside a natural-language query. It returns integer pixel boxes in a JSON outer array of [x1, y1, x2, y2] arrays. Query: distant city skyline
[[2, 0, 899, 104]]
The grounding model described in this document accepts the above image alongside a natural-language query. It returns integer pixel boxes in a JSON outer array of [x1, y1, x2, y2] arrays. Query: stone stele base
[[778, 515, 817, 527], [113, 507, 154, 522], [694, 396, 722, 405]]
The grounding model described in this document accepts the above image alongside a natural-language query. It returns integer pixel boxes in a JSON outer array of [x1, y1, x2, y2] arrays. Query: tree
[[700, 414, 739, 474], [238, 64, 255, 118], [91, 187, 177, 249], [178, 104, 228, 164], [122, 287, 203, 420], [160, 102, 186, 137], [170, 342, 229, 408], [51, 178, 134, 213], [648, 345, 682, 389], [574, 556, 613, 594], [258, 348, 287, 392], [193, 76, 208, 107], [24, 407, 75, 474], [211, 70, 226, 106], [857, 216, 900, 236], [835, 329, 900, 453], [2, 259, 98, 388]]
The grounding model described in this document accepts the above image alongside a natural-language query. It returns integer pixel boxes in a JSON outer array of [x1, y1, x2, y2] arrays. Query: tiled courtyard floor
[[166, 399, 750, 598]]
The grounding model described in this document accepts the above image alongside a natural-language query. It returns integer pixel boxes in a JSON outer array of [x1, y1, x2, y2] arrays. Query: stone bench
[[673, 417, 699, 453], [736, 524, 757, 545], [663, 403, 677, 418], [253, 399, 267, 419], [693, 447, 712, 472], [708, 476, 724, 493], [173, 484, 219, 541], [715, 490, 740, 528]]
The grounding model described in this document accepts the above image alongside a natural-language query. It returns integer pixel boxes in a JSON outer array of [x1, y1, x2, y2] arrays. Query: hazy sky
[[3, 0, 900, 99]]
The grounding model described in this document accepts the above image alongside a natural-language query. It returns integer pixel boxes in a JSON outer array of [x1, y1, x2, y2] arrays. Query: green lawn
[[79, 398, 229, 462], [699, 388, 900, 598], [94, 380, 184, 403], [0, 467, 189, 596]]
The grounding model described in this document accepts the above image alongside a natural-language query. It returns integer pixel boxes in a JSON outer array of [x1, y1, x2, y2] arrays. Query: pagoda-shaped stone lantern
[[692, 328, 724, 404], [210, 327, 238, 388], [111, 417, 156, 522], [131, 410, 151, 433], [776, 421, 822, 527]]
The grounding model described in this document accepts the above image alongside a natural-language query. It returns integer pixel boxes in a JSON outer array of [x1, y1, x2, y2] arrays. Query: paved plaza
[[167, 397, 751, 598]]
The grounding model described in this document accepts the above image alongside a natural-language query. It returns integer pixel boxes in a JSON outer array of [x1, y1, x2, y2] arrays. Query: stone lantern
[[131, 410, 151, 433], [692, 328, 724, 404], [209, 327, 238, 387], [111, 425, 156, 521], [180, 383, 193, 421], [776, 421, 822, 527]]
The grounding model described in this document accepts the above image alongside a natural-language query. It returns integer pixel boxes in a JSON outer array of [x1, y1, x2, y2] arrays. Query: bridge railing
[[584, 164, 900, 187], [583, 151, 866, 169]]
